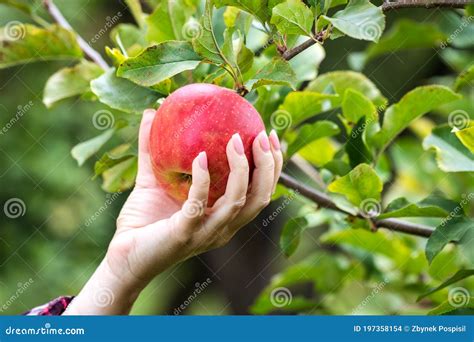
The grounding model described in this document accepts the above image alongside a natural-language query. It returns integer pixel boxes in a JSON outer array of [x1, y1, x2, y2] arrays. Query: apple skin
[[149, 83, 265, 206]]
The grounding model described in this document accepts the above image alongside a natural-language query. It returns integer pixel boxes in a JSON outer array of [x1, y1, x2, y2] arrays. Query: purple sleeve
[[23, 296, 74, 316]]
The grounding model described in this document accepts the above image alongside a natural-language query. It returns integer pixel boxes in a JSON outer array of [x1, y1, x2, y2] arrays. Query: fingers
[[179, 152, 210, 229], [136, 109, 158, 188], [205, 133, 249, 229], [227, 131, 276, 229], [269, 130, 283, 193]]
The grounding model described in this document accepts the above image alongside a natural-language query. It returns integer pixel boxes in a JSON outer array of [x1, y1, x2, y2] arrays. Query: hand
[[65, 109, 283, 315]]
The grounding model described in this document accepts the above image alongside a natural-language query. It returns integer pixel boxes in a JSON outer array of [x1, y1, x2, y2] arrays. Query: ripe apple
[[149, 83, 265, 206]]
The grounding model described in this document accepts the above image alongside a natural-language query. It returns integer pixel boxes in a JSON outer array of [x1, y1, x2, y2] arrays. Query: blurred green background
[[0, 0, 473, 315]]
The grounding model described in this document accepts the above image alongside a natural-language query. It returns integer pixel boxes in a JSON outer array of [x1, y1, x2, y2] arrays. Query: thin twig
[[283, 0, 471, 60], [279, 172, 434, 238], [382, 0, 470, 12], [43, 0, 109, 70]]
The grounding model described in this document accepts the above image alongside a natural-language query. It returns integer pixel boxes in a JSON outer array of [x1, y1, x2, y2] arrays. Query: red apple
[[149, 83, 265, 206]]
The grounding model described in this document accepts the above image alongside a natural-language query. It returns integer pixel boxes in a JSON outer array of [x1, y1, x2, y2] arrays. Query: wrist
[[64, 257, 144, 315]]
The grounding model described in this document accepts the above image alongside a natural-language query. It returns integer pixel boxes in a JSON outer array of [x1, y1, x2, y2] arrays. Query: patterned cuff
[[23, 296, 75, 316]]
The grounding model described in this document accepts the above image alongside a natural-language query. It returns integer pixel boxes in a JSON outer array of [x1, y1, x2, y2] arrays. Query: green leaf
[[350, 20, 446, 69], [455, 126, 474, 153], [321, 0, 385, 42], [423, 125, 474, 172], [90, 69, 162, 113], [125, 0, 145, 27], [342, 88, 376, 124], [270, 0, 314, 36], [71, 129, 115, 166], [102, 156, 138, 193], [280, 217, 308, 257], [248, 57, 297, 90], [0, 24, 82, 69], [117, 41, 202, 87], [426, 216, 474, 264], [278, 91, 340, 126], [287, 121, 340, 157], [307, 70, 386, 107], [327, 163, 382, 206], [145, 0, 196, 43], [373, 86, 461, 151], [346, 117, 373, 167], [43, 60, 103, 108], [192, 2, 227, 65], [110, 24, 146, 57], [214, 0, 271, 23], [428, 297, 474, 315], [94, 144, 135, 178], [418, 269, 474, 301], [454, 64, 474, 91], [378, 196, 459, 220], [289, 40, 325, 83]]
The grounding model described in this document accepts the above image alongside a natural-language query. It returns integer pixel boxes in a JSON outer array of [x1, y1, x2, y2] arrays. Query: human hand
[[65, 109, 282, 315]]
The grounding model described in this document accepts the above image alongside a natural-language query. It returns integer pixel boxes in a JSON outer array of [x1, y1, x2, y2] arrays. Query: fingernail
[[269, 130, 280, 150], [143, 108, 156, 116], [232, 133, 245, 155], [259, 131, 271, 152], [198, 152, 208, 170]]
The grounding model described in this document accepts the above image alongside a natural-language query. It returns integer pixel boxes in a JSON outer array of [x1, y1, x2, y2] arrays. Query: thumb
[[136, 109, 157, 188]]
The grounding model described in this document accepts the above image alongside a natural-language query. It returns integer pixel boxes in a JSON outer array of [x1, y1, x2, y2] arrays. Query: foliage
[[1, 0, 473, 315]]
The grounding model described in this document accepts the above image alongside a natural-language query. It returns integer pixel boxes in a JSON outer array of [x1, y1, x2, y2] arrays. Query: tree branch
[[43, 0, 109, 70], [382, 0, 470, 12], [278, 172, 434, 238], [283, 0, 471, 60]]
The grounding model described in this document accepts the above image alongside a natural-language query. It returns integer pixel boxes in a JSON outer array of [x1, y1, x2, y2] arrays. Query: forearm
[[63, 257, 144, 315]]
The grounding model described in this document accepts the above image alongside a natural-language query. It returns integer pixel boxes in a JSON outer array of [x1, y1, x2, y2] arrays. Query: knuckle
[[232, 196, 247, 209], [258, 196, 271, 209]]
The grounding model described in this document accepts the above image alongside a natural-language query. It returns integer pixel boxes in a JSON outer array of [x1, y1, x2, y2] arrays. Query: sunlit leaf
[[102, 156, 138, 192], [71, 129, 115, 167], [117, 41, 202, 87], [0, 24, 82, 69], [248, 57, 297, 90], [287, 121, 339, 157], [90, 69, 162, 113], [418, 269, 474, 301], [270, 0, 314, 36], [43, 60, 103, 108], [379, 196, 460, 219], [423, 125, 474, 172], [454, 64, 474, 91]]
